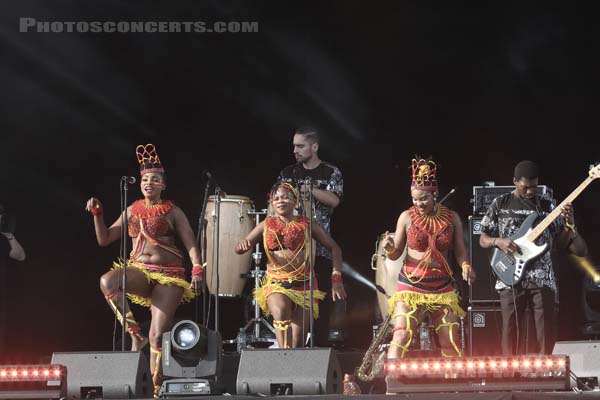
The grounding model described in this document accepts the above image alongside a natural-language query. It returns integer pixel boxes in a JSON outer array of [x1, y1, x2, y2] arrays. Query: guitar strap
[[534, 195, 543, 214]]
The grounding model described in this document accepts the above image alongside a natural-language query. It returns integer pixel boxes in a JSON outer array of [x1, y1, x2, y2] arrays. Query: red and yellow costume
[[254, 215, 326, 319], [388, 204, 464, 317]]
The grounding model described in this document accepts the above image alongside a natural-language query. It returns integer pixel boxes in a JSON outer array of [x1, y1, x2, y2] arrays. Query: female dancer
[[86, 144, 202, 396], [235, 183, 346, 348], [381, 157, 475, 359]]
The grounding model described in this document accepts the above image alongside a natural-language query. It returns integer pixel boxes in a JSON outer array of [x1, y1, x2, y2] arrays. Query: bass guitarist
[[479, 160, 587, 355]]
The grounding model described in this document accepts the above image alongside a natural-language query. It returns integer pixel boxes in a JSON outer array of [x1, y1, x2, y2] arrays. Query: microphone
[[121, 176, 136, 184], [201, 170, 213, 182], [439, 188, 456, 204]]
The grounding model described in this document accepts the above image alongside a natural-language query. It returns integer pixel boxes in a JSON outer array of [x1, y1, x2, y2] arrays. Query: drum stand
[[236, 209, 275, 351]]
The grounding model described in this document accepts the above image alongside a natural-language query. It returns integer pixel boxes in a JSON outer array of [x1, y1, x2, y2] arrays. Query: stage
[[165, 393, 600, 400], [3, 348, 600, 399], [174, 349, 600, 399], [165, 349, 600, 399]]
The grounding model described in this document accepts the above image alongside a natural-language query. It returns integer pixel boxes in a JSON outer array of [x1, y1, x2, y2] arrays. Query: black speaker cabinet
[[50, 351, 152, 399], [469, 305, 553, 356], [236, 348, 342, 395], [468, 306, 503, 356], [468, 216, 499, 303]]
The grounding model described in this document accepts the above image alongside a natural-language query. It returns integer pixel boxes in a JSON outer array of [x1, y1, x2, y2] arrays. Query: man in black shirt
[[277, 127, 344, 346], [479, 161, 587, 355]]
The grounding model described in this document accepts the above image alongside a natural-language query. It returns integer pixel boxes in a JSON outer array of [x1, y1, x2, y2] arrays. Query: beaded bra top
[[406, 204, 453, 253], [264, 216, 307, 251], [128, 200, 175, 238]]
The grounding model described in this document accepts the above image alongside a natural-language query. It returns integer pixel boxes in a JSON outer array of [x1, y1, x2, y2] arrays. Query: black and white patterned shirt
[[277, 162, 343, 260], [480, 192, 564, 291]]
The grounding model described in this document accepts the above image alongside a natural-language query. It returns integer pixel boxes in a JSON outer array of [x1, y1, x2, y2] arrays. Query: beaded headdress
[[411, 157, 438, 192], [136, 144, 165, 176]]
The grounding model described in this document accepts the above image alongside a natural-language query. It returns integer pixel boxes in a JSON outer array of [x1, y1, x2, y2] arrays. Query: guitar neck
[[527, 176, 593, 242]]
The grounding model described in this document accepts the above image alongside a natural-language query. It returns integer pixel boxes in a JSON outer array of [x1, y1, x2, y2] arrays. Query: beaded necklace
[[131, 199, 174, 218]]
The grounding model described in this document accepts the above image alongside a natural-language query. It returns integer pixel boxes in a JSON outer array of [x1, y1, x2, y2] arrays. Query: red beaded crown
[[411, 157, 438, 191], [136, 144, 165, 176]]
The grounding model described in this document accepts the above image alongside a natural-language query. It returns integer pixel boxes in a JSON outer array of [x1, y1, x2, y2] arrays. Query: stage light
[[0, 364, 66, 399], [385, 355, 570, 393], [159, 320, 224, 397]]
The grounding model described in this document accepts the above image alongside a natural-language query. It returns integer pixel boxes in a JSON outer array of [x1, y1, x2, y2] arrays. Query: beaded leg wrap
[[273, 319, 292, 348], [390, 309, 417, 358], [105, 291, 146, 343], [435, 308, 461, 357], [150, 346, 163, 398]]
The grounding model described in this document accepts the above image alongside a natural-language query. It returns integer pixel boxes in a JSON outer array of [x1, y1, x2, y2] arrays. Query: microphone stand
[[119, 176, 132, 351], [293, 163, 305, 216], [212, 186, 223, 335], [196, 177, 212, 326], [305, 176, 315, 348]]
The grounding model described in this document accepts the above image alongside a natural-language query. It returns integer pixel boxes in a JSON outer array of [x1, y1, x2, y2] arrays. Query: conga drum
[[372, 232, 407, 318], [205, 195, 255, 297]]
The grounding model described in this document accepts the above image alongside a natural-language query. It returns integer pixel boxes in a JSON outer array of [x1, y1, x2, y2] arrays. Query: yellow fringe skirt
[[388, 290, 465, 318], [112, 260, 196, 307], [254, 274, 326, 320]]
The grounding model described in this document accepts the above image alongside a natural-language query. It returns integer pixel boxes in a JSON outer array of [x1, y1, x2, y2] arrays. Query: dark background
[[1, 1, 599, 362]]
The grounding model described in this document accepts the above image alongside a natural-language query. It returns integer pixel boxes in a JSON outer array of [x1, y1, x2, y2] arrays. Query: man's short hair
[[514, 160, 539, 180], [294, 126, 319, 144]]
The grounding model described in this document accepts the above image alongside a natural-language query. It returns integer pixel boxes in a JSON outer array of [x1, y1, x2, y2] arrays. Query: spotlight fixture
[[159, 320, 223, 397]]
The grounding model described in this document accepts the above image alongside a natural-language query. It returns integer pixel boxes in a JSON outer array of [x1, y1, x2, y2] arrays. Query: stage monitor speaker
[[50, 351, 152, 399], [236, 347, 342, 395], [553, 340, 600, 389], [468, 216, 499, 303]]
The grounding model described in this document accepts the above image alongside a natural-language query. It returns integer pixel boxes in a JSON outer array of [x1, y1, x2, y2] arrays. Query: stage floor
[[229, 394, 598, 399], [178, 350, 599, 399], [83, 392, 600, 400], [5, 349, 599, 399]]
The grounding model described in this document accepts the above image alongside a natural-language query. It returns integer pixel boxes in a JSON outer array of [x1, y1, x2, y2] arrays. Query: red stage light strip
[[385, 355, 568, 378], [0, 364, 65, 382]]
